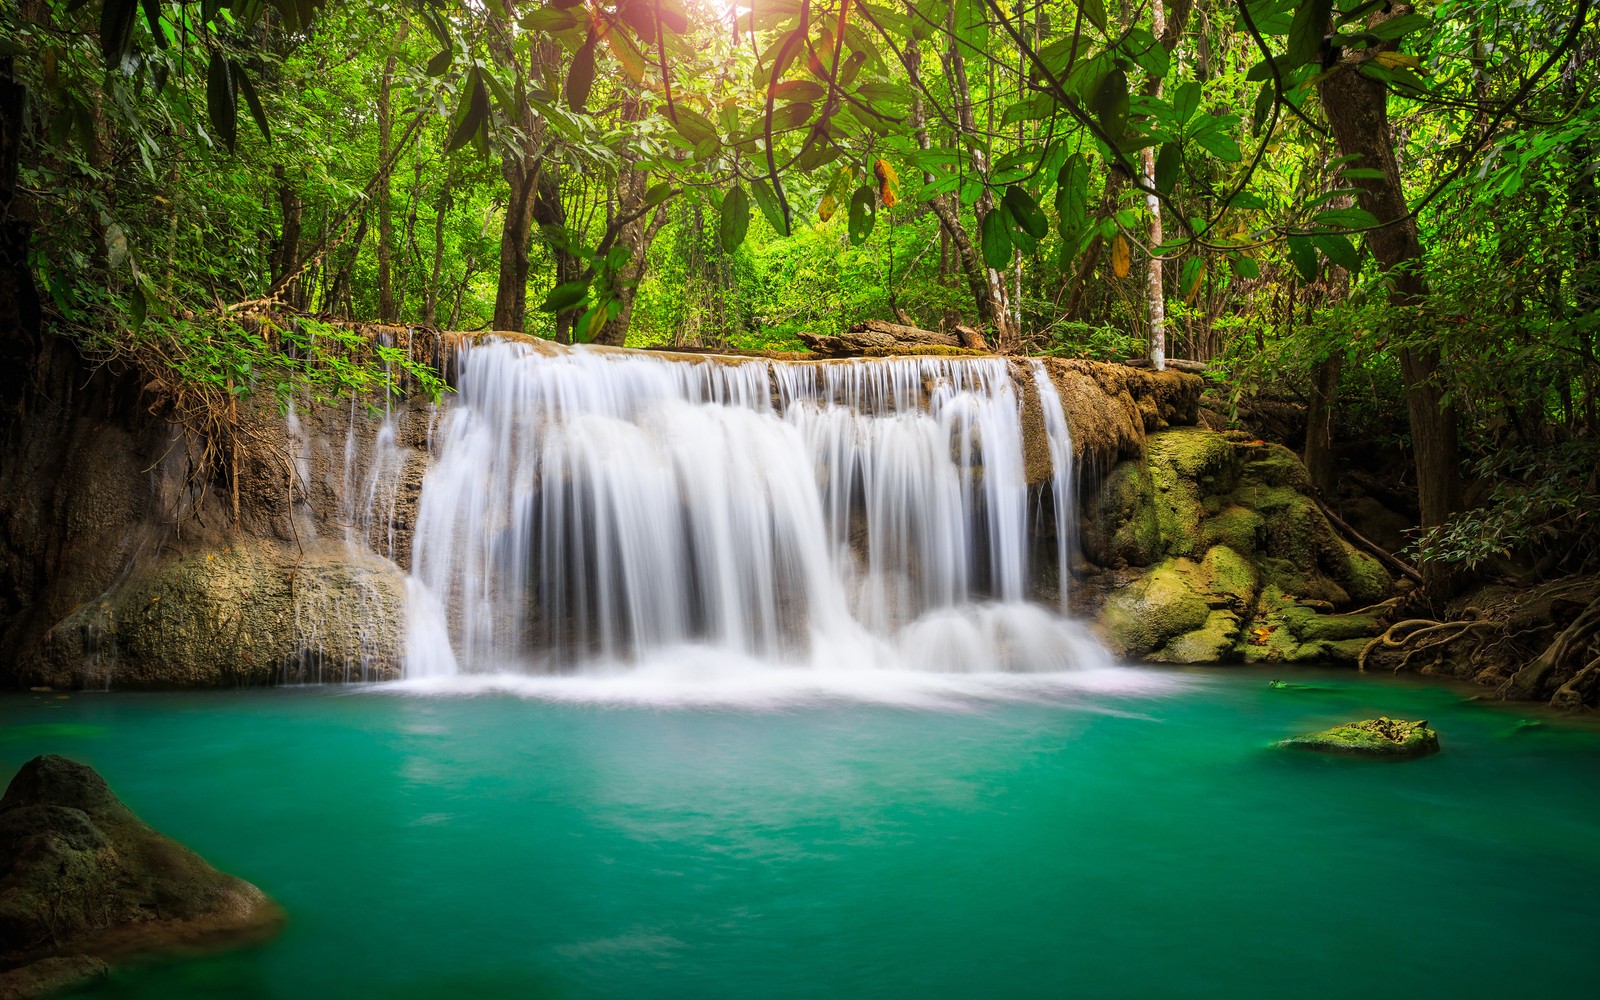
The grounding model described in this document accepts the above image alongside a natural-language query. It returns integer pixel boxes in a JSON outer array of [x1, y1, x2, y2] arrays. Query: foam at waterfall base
[[381, 600, 1187, 711]]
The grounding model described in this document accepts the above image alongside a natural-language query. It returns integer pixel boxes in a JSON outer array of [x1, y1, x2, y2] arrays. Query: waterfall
[[1030, 360, 1076, 609], [403, 339, 1101, 678]]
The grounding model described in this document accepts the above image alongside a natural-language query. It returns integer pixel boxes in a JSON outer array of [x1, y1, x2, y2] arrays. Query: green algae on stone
[[1196, 544, 1258, 609], [1083, 461, 1162, 567], [1151, 609, 1242, 663], [1278, 717, 1440, 758], [1100, 559, 1212, 655]]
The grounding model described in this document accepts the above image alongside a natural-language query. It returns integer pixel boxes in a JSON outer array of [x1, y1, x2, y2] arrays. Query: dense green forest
[[1, 0, 1597, 580]]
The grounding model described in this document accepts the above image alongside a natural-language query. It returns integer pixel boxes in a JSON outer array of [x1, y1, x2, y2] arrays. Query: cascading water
[[403, 338, 1106, 681]]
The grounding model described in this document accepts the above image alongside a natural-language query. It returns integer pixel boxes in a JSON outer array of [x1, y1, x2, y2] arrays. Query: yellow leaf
[[1112, 234, 1130, 278], [1184, 261, 1206, 303], [873, 158, 898, 208], [1373, 51, 1427, 74], [819, 193, 838, 222]]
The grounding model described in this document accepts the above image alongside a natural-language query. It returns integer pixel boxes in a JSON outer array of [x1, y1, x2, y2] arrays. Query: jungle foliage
[[2, 0, 1599, 576]]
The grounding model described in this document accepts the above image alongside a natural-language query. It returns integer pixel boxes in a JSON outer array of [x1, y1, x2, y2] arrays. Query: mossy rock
[[1146, 429, 1239, 559], [1278, 717, 1440, 758], [1100, 559, 1212, 655], [1332, 543, 1391, 606], [1084, 460, 1162, 567], [1151, 609, 1242, 663], [1238, 442, 1314, 491], [1203, 503, 1265, 556], [1197, 544, 1258, 609]]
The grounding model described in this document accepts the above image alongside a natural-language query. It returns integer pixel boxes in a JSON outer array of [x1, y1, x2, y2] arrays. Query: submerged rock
[[1278, 717, 1440, 758], [0, 756, 282, 997]]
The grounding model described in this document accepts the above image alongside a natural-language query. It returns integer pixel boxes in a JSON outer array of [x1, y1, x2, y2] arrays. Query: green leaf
[[1002, 186, 1049, 239], [426, 48, 453, 77], [100, 0, 137, 68], [1287, 234, 1319, 283], [130, 284, 147, 330], [1194, 131, 1241, 162], [751, 178, 791, 237], [1055, 153, 1090, 236], [847, 184, 876, 246], [446, 71, 489, 154], [1313, 206, 1379, 228], [1230, 255, 1261, 280], [540, 280, 590, 313], [1179, 257, 1204, 299], [665, 106, 719, 146], [206, 51, 238, 153], [566, 33, 597, 112], [720, 185, 751, 252], [1229, 191, 1269, 210], [1340, 167, 1387, 179], [1171, 81, 1202, 126], [1077, 0, 1108, 34], [980, 208, 1013, 270], [1287, 0, 1335, 68], [1310, 232, 1360, 272], [774, 80, 826, 102], [644, 183, 672, 207], [1154, 142, 1180, 195], [1091, 68, 1129, 141], [1252, 80, 1274, 135], [140, 0, 167, 47], [1368, 13, 1429, 41], [520, 7, 580, 32], [234, 62, 271, 144]]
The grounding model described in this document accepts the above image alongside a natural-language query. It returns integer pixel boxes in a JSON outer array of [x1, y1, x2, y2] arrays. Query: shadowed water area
[[3, 668, 1597, 998]]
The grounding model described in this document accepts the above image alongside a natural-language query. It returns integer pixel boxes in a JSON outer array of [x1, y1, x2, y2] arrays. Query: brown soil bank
[[0, 755, 282, 999]]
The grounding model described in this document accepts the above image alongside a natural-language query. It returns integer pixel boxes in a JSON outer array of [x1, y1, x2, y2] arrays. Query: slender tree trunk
[[531, 168, 581, 343], [945, 28, 1017, 350], [493, 163, 539, 332], [1318, 6, 1461, 564], [1143, 1, 1169, 370], [595, 96, 666, 347], [376, 52, 398, 322], [425, 178, 452, 325]]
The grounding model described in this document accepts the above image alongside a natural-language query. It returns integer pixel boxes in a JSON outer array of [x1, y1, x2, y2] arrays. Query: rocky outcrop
[[1079, 426, 1393, 664], [0, 756, 281, 997], [797, 319, 984, 357], [1278, 718, 1440, 758]]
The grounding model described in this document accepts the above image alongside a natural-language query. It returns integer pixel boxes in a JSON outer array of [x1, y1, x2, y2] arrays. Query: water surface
[[3, 667, 1597, 998]]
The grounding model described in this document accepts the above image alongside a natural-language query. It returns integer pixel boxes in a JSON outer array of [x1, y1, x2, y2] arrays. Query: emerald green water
[[3, 668, 1598, 998]]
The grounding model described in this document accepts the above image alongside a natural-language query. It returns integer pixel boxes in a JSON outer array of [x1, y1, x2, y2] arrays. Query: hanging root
[[1357, 617, 1499, 675]]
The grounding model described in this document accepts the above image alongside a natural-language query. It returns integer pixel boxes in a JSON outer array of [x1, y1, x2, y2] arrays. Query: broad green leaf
[[1172, 81, 1202, 126], [540, 280, 590, 313], [1287, 234, 1319, 283], [446, 71, 489, 153], [1154, 142, 1180, 195], [1056, 153, 1090, 236], [100, 0, 137, 68], [1368, 13, 1429, 41], [1340, 167, 1387, 179], [1287, 0, 1335, 68], [1003, 186, 1049, 239], [1230, 255, 1261, 280], [1194, 131, 1241, 162], [1252, 80, 1274, 135], [140, 0, 167, 47], [1180, 257, 1204, 301], [426, 48, 452, 77], [520, 7, 579, 32], [720, 186, 751, 252], [1077, 0, 1108, 34], [1229, 191, 1269, 210], [644, 183, 672, 207], [751, 178, 791, 237], [665, 105, 719, 146], [847, 184, 876, 245], [234, 62, 271, 144], [981, 208, 1013, 270], [1091, 68, 1129, 141], [129, 284, 147, 329], [1313, 206, 1379, 228], [774, 80, 825, 102], [1311, 233, 1360, 271], [566, 33, 597, 112], [206, 52, 238, 153]]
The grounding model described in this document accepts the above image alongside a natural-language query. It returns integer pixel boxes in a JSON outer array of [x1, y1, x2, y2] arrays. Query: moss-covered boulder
[[23, 538, 406, 690], [0, 756, 282, 997], [1083, 427, 1395, 664], [1278, 718, 1440, 758]]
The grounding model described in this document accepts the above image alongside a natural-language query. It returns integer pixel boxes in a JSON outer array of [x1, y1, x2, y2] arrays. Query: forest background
[[1, 0, 1598, 583]]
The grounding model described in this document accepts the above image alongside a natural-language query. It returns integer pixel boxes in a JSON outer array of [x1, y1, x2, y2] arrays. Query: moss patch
[[1151, 610, 1242, 663], [1100, 559, 1212, 655], [1278, 717, 1440, 758]]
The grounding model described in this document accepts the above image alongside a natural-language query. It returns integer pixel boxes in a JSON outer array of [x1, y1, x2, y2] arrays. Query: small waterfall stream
[[403, 339, 1105, 679]]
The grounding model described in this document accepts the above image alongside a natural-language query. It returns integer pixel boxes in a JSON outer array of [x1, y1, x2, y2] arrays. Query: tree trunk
[[1317, 6, 1461, 564], [1303, 352, 1343, 495], [945, 29, 1017, 351], [0, 50, 41, 415], [493, 163, 539, 332], [376, 52, 398, 322], [1143, 0, 1169, 371], [424, 178, 452, 325], [531, 168, 581, 343], [594, 96, 667, 347], [270, 164, 304, 308]]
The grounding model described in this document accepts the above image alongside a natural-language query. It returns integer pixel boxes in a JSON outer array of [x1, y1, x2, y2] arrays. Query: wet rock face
[[1278, 718, 1440, 758], [19, 538, 407, 689], [0, 756, 282, 998], [1083, 428, 1393, 663]]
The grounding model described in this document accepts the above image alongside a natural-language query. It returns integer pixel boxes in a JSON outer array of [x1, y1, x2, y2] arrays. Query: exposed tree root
[[1498, 593, 1600, 704], [1358, 617, 1499, 675]]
